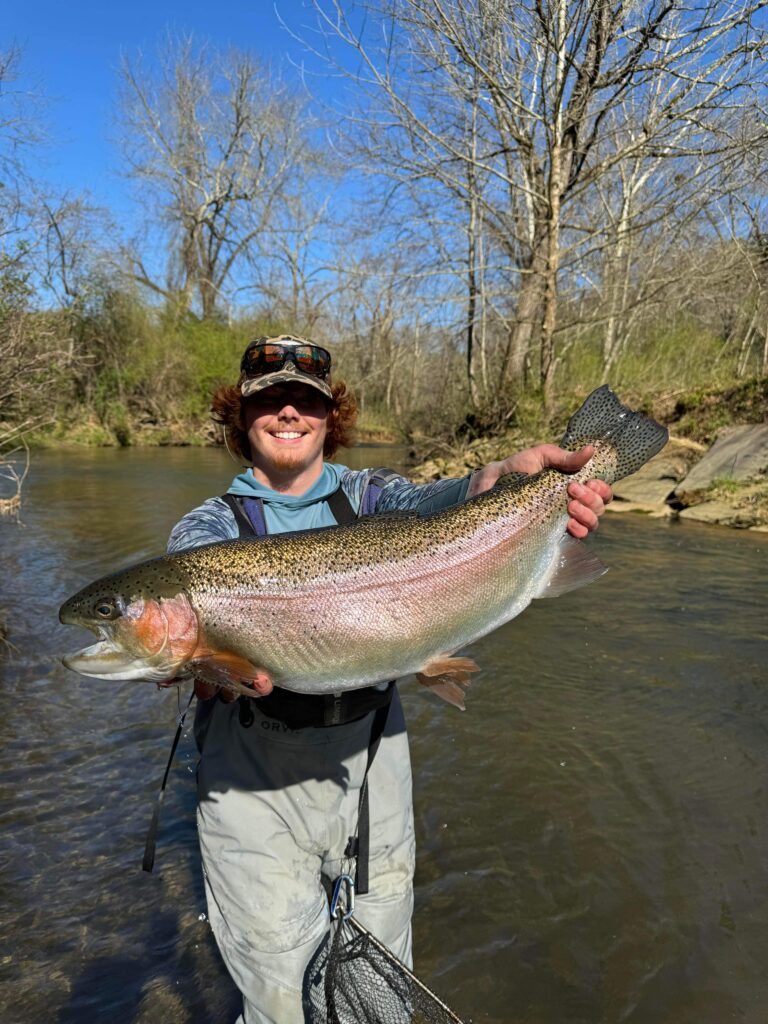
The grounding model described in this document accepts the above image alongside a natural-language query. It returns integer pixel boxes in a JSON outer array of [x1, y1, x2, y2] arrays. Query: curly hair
[[211, 380, 358, 462]]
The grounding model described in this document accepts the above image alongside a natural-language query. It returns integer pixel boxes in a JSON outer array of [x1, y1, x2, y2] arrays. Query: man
[[167, 335, 611, 1023]]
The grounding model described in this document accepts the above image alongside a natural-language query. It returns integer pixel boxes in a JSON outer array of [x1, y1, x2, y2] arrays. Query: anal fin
[[416, 655, 480, 711], [418, 655, 479, 678]]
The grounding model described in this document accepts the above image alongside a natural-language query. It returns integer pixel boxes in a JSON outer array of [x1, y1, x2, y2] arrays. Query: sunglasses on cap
[[241, 340, 332, 381]]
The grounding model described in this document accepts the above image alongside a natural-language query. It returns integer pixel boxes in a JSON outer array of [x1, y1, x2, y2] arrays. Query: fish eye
[[95, 601, 119, 620]]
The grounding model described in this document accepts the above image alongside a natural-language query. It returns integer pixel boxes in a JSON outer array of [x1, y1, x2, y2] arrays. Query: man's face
[[244, 383, 330, 476]]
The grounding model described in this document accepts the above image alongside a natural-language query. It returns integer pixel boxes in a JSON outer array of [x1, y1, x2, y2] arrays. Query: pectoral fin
[[188, 651, 273, 698], [416, 655, 480, 711]]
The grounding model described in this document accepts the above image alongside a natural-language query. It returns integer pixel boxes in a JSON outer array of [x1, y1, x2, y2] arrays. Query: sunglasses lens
[[242, 343, 331, 379], [293, 345, 331, 377], [243, 345, 284, 374]]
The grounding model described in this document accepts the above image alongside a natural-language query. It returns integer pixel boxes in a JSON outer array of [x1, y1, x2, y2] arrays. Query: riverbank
[[21, 414, 402, 449], [410, 380, 768, 531], [6, 380, 766, 529]]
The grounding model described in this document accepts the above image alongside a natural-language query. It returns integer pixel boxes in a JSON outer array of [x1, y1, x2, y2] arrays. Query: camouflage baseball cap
[[239, 335, 333, 401]]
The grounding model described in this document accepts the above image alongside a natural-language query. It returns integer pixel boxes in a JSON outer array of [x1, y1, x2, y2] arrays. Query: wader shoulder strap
[[220, 484, 357, 538], [219, 492, 266, 537], [344, 694, 393, 895], [325, 484, 356, 526], [361, 468, 400, 516]]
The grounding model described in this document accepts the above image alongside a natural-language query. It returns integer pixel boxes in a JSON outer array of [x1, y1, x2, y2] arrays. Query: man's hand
[[466, 444, 613, 539]]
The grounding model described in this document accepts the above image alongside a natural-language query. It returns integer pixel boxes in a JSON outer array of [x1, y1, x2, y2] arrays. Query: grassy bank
[[22, 409, 403, 450], [410, 377, 768, 483], [11, 376, 767, 458]]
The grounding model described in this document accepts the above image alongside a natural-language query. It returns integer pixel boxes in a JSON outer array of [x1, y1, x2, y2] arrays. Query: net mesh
[[306, 912, 469, 1024]]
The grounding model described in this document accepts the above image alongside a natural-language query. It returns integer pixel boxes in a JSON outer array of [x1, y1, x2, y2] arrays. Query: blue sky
[[5, 2, 338, 222]]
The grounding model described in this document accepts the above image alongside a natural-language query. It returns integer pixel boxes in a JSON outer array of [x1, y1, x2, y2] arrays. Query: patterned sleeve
[[166, 496, 239, 554], [341, 468, 472, 516]]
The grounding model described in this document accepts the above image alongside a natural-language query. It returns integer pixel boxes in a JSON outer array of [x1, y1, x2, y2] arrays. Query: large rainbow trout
[[60, 386, 667, 708]]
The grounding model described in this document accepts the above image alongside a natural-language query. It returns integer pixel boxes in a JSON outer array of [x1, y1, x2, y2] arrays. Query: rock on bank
[[613, 425, 768, 530]]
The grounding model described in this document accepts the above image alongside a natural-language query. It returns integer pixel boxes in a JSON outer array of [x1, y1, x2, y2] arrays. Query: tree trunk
[[502, 223, 547, 389], [467, 233, 479, 407], [541, 162, 562, 414], [199, 276, 218, 320], [540, 0, 567, 416]]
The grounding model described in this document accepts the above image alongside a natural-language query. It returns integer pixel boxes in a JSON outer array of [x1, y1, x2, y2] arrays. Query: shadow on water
[[56, 905, 240, 1024], [1, 447, 768, 1023]]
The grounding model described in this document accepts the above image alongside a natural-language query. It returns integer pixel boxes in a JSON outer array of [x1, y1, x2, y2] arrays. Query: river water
[[0, 446, 766, 1024]]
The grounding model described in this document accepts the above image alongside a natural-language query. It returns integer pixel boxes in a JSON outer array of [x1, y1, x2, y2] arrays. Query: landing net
[[307, 906, 469, 1024]]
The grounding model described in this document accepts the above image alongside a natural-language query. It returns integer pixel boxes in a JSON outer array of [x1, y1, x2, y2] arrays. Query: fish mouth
[[60, 614, 177, 682], [59, 595, 194, 684], [61, 638, 173, 682]]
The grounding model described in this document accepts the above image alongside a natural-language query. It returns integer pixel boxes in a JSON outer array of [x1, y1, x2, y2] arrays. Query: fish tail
[[560, 385, 668, 483]]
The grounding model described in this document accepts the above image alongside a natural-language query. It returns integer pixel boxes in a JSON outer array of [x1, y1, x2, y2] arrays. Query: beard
[[262, 434, 326, 475], [247, 414, 328, 482], [269, 447, 309, 473]]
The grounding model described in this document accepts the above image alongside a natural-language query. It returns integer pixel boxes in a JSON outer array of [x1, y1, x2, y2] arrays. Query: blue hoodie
[[167, 463, 471, 555], [226, 463, 351, 533]]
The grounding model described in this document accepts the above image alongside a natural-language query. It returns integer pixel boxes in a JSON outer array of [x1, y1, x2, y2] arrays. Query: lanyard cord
[[142, 689, 195, 873]]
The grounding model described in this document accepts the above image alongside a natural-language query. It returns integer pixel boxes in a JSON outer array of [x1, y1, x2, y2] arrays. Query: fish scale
[[59, 386, 668, 704]]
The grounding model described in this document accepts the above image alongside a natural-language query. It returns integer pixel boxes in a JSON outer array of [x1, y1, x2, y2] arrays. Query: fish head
[[59, 565, 199, 683]]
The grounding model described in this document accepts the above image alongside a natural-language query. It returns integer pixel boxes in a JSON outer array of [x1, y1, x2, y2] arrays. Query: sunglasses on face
[[241, 342, 332, 380]]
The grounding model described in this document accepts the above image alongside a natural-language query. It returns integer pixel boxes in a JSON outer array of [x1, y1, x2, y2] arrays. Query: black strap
[[344, 699, 392, 895], [142, 691, 194, 873], [219, 493, 258, 536], [221, 483, 357, 539], [324, 484, 356, 526]]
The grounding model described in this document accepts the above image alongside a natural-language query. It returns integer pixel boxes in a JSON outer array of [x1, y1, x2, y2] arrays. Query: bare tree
[[35, 194, 113, 309], [244, 174, 345, 335], [693, 191, 768, 378], [0, 45, 45, 186], [0, 46, 42, 308], [119, 36, 317, 320], [307, 0, 768, 409], [734, 204, 768, 377]]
